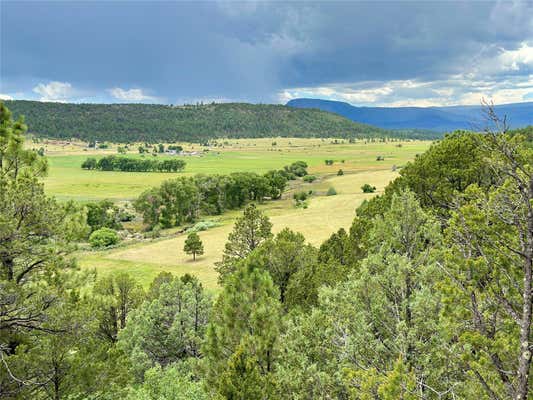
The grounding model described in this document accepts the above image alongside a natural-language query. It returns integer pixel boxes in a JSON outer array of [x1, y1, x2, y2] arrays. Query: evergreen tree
[[245, 228, 317, 309], [204, 262, 281, 399], [441, 126, 533, 399], [119, 276, 211, 379], [184, 232, 204, 261], [93, 272, 144, 343], [276, 191, 453, 398], [215, 204, 272, 283]]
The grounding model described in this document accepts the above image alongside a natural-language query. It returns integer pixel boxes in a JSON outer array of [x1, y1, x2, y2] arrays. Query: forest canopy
[[4, 100, 441, 143]]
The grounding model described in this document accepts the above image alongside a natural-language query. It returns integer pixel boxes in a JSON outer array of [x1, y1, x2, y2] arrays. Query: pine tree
[[184, 232, 204, 261], [203, 263, 281, 399], [215, 204, 272, 282]]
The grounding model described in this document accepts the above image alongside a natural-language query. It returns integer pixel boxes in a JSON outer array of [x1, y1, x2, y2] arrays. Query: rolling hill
[[286, 98, 533, 132], [2, 100, 435, 143]]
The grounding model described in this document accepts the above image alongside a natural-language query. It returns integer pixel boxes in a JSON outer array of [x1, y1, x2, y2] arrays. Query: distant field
[[36, 137, 429, 201], [58, 137, 432, 290]]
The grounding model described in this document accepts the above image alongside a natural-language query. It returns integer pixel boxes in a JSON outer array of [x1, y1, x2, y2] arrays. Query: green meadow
[[40, 138, 431, 289], [42, 137, 429, 201]]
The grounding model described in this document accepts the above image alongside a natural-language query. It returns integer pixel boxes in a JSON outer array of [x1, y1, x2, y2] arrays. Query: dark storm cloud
[[1, 1, 532, 105]]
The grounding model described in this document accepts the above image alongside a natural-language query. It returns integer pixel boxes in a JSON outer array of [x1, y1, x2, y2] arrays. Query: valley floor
[[37, 137, 431, 289]]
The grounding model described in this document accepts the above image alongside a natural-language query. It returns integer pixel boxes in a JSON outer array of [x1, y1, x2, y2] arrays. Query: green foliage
[[276, 191, 451, 398], [293, 191, 309, 208], [284, 160, 308, 177], [0, 102, 47, 179], [82, 155, 186, 172], [119, 276, 211, 378], [135, 169, 292, 229], [292, 191, 309, 202], [246, 228, 318, 310], [439, 131, 533, 398], [183, 232, 204, 260], [324, 159, 334, 165], [5, 100, 392, 143], [89, 227, 120, 248], [186, 220, 220, 233], [86, 200, 123, 232], [326, 186, 337, 196], [302, 174, 316, 183], [357, 131, 495, 221], [398, 131, 493, 217], [0, 103, 119, 399], [337, 169, 344, 175], [215, 204, 273, 283], [203, 263, 281, 399], [361, 183, 376, 193], [146, 271, 174, 301], [125, 364, 207, 400], [93, 272, 145, 343], [134, 177, 200, 229], [264, 170, 288, 199], [82, 157, 97, 169], [167, 144, 183, 152]]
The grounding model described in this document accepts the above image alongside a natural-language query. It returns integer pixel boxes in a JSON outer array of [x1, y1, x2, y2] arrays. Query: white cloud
[[33, 81, 73, 102], [0, 94, 13, 100], [108, 87, 158, 102], [280, 74, 533, 107], [497, 42, 533, 72]]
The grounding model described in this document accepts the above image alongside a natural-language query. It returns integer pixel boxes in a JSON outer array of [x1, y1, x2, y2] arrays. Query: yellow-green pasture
[[40, 137, 431, 289], [76, 166, 412, 291], [37, 137, 429, 201]]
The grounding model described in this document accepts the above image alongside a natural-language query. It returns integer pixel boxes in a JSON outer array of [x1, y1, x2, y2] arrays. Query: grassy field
[[37, 137, 428, 201], [39, 137, 431, 289]]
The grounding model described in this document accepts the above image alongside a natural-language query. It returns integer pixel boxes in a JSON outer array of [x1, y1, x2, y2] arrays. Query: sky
[[1, 1, 533, 107]]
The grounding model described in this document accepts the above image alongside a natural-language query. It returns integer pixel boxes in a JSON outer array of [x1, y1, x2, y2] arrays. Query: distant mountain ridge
[[286, 98, 533, 132], [3, 100, 437, 143]]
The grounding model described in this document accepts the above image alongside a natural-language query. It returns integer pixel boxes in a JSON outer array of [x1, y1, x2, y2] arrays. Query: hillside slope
[[287, 98, 533, 132], [2, 100, 422, 143]]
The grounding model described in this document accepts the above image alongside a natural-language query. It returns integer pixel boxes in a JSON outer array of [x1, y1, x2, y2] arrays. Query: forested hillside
[[3, 100, 414, 143]]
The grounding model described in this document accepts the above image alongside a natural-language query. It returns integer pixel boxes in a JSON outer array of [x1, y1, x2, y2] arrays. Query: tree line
[[3, 100, 438, 143], [134, 161, 308, 228], [82, 155, 187, 172], [1, 101, 532, 399]]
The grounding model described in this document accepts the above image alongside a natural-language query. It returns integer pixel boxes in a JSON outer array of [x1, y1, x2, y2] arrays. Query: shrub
[[327, 187, 337, 196], [293, 191, 310, 208], [293, 191, 309, 202], [187, 220, 220, 233], [89, 227, 120, 248], [337, 169, 344, 176], [81, 158, 97, 170], [303, 175, 317, 183], [325, 159, 334, 165], [285, 161, 308, 177], [146, 224, 161, 239], [361, 183, 376, 193], [376, 155, 384, 161]]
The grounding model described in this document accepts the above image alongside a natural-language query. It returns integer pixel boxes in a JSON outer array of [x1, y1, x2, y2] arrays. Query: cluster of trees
[[1, 101, 532, 400], [134, 161, 307, 229], [4, 100, 408, 143], [82, 155, 187, 172]]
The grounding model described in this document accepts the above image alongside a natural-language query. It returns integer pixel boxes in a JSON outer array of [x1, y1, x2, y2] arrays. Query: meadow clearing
[[37, 137, 432, 289]]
